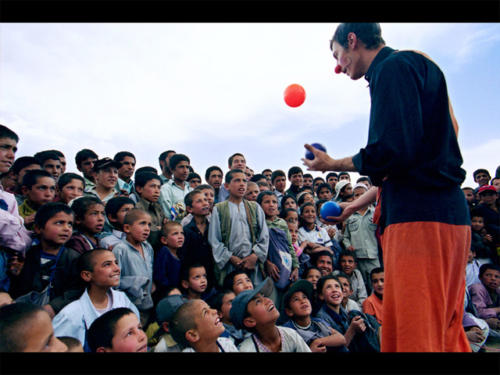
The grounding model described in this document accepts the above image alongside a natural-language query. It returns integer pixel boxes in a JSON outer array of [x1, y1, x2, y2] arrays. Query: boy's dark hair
[[57, 173, 85, 190], [262, 168, 272, 175], [77, 248, 113, 275], [184, 189, 204, 208], [135, 171, 161, 188], [223, 269, 252, 292], [34, 202, 74, 229], [34, 151, 61, 167], [135, 166, 158, 177], [205, 165, 223, 181], [316, 183, 333, 195], [228, 153, 245, 168], [180, 262, 206, 284], [75, 149, 98, 168], [195, 184, 214, 193], [335, 271, 352, 288], [105, 196, 135, 218], [303, 266, 321, 278], [169, 154, 190, 170], [303, 173, 313, 180], [0, 302, 45, 352], [330, 23, 385, 50], [256, 190, 275, 205], [470, 209, 485, 220], [250, 174, 266, 183], [281, 194, 297, 208], [339, 250, 358, 263], [280, 207, 299, 220], [338, 172, 350, 179], [0, 124, 19, 142], [22, 169, 53, 189], [311, 250, 333, 267], [87, 307, 135, 352], [48, 149, 65, 159], [287, 166, 303, 179], [113, 151, 136, 164], [158, 150, 175, 165], [479, 263, 500, 279], [357, 176, 372, 185], [298, 202, 315, 227], [342, 193, 354, 202], [257, 181, 270, 190], [57, 336, 82, 350], [317, 274, 342, 295], [225, 168, 245, 184], [462, 187, 474, 192], [123, 208, 149, 226], [370, 267, 384, 281], [326, 172, 338, 180], [161, 220, 182, 237], [206, 289, 233, 312], [170, 300, 197, 348], [71, 196, 103, 222], [490, 177, 500, 185], [271, 169, 286, 184], [187, 172, 201, 182], [297, 191, 313, 207], [314, 177, 326, 184], [473, 169, 491, 180], [11, 156, 40, 175]]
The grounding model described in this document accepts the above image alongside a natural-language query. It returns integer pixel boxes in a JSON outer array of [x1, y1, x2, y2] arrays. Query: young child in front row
[[180, 263, 216, 301], [99, 196, 135, 250], [336, 272, 362, 313], [223, 269, 254, 296], [150, 291, 186, 352], [18, 169, 56, 229], [282, 279, 347, 352], [333, 251, 368, 306], [66, 196, 105, 254], [170, 298, 239, 352], [112, 208, 155, 326], [88, 307, 148, 352], [153, 221, 184, 300], [362, 267, 384, 325], [52, 249, 140, 350], [230, 277, 311, 352], [56, 173, 85, 205]]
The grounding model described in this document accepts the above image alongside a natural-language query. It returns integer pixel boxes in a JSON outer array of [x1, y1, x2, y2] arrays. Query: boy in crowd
[[470, 210, 496, 265], [473, 186, 499, 250], [333, 180, 353, 203], [217, 152, 248, 202], [160, 153, 192, 221], [223, 269, 254, 296], [462, 187, 477, 212], [326, 172, 338, 192], [158, 150, 176, 185], [262, 169, 273, 184], [99, 196, 135, 250], [356, 176, 372, 189], [10, 202, 82, 318], [245, 181, 260, 201], [303, 173, 314, 189], [134, 171, 165, 250], [180, 190, 216, 289], [88, 307, 148, 352], [0, 302, 67, 352], [230, 277, 311, 352], [271, 169, 287, 210], [337, 272, 362, 313], [18, 169, 56, 229], [85, 158, 121, 204], [285, 166, 303, 200], [0, 126, 34, 256], [333, 251, 368, 306], [49, 150, 66, 173], [56, 173, 85, 205], [75, 149, 98, 193], [338, 172, 351, 182], [469, 264, 500, 331], [154, 221, 184, 299], [311, 250, 334, 277], [52, 249, 140, 348], [205, 165, 224, 204], [180, 263, 213, 301], [362, 267, 384, 325], [466, 249, 481, 288], [114, 151, 136, 195], [34, 150, 63, 181], [208, 169, 269, 287], [152, 293, 187, 352], [7, 156, 41, 205], [112, 208, 155, 325], [342, 183, 380, 287], [316, 183, 334, 201], [282, 279, 347, 352], [187, 172, 202, 189], [473, 169, 491, 190], [66, 196, 105, 253], [170, 298, 239, 352]]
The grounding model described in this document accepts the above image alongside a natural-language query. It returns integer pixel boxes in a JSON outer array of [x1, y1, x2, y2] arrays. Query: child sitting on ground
[[466, 249, 481, 288], [112, 208, 155, 325], [151, 293, 187, 352], [66, 196, 105, 254], [302, 266, 322, 315], [229, 277, 311, 352], [469, 263, 500, 332], [52, 249, 140, 350], [336, 272, 362, 313], [170, 298, 239, 352], [18, 169, 56, 229], [470, 210, 496, 265], [282, 279, 347, 352], [87, 307, 148, 352], [0, 302, 67, 352], [362, 267, 384, 325], [180, 263, 215, 301], [56, 173, 85, 205], [333, 251, 368, 306], [99, 196, 135, 250], [223, 269, 254, 295]]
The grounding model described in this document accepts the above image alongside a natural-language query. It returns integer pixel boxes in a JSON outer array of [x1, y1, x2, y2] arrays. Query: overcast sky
[[1, 23, 499, 187]]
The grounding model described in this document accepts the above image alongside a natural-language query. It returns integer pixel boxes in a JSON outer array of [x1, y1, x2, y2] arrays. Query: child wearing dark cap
[[282, 279, 347, 352], [152, 293, 187, 352], [85, 158, 121, 204], [229, 277, 311, 352], [99, 196, 135, 250]]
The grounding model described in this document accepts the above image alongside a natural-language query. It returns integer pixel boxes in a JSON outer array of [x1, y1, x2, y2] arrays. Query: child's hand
[[241, 253, 258, 270], [230, 256, 244, 268], [265, 260, 280, 282], [350, 316, 366, 333], [309, 338, 327, 352], [466, 327, 485, 343], [347, 246, 355, 251], [24, 213, 35, 226], [289, 268, 299, 281], [483, 234, 493, 243]]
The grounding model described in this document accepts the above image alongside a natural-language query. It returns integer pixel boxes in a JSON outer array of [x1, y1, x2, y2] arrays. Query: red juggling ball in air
[[284, 84, 306, 107]]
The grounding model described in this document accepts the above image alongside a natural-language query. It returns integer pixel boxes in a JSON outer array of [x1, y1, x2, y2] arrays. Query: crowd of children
[[0, 123, 499, 353]]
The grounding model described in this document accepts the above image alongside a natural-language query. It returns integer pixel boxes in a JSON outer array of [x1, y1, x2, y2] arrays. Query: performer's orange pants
[[380, 222, 471, 352]]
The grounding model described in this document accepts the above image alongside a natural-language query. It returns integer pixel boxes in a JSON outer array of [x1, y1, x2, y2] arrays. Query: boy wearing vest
[[208, 169, 269, 288]]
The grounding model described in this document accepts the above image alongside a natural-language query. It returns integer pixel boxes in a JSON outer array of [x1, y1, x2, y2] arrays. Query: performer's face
[[331, 35, 364, 81]]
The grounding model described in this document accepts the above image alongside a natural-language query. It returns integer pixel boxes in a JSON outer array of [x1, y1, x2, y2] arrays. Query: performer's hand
[[322, 202, 356, 224], [301, 144, 336, 173]]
